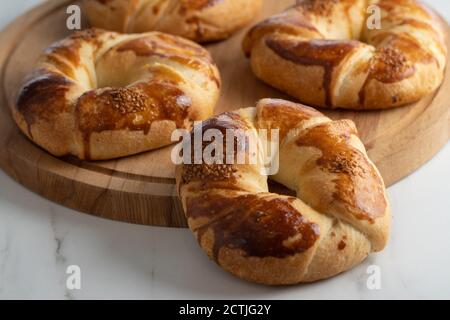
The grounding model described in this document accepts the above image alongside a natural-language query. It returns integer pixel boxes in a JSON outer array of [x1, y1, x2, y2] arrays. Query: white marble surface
[[0, 0, 449, 300]]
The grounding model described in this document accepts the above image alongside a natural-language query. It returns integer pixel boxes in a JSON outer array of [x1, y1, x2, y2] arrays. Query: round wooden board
[[0, 0, 449, 228]]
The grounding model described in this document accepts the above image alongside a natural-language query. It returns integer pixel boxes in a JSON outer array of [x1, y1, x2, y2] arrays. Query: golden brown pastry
[[83, 0, 263, 43], [243, 0, 447, 109], [176, 98, 391, 285], [13, 29, 220, 160]]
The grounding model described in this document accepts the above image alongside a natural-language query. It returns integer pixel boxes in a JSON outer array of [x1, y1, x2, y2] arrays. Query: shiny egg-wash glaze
[[14, 29, 220, 160], [176, 99, 391, 285], [84, 0, 263, 43], [243, 0, 447, 109]]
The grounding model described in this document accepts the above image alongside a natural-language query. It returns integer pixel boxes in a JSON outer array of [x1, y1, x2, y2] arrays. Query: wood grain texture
[[0, 0, 449, 227]]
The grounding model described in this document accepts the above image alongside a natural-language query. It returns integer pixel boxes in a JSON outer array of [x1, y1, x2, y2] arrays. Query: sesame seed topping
[[182, 164, 236, 185], [106, 87, 148, 115]]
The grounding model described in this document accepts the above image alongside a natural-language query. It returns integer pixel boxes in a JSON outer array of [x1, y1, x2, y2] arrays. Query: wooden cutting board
[[0, 0, 449, 227]]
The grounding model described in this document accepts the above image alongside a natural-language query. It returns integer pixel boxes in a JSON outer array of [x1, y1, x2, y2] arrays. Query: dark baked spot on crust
[[179, 0, 222, 12], [338, 237, 347, 250], [76, 82, 191, 159], [16, 70, 73, 137], [186, 193, 237, 220], [96, 0, 114, 5], [266, 37, 360, 107], [243, 9, 322, 56], [190, 194, 320, 261]]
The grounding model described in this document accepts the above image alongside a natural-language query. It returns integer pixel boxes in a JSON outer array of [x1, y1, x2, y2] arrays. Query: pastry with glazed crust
[[84, 0, 263, 43], [176, 98, 391, 285], [13, 29, 220, 160], [243, 0, 447, 109]]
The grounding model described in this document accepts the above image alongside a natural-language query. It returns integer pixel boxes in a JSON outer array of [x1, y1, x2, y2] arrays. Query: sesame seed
[[106, 87, 148, 115]]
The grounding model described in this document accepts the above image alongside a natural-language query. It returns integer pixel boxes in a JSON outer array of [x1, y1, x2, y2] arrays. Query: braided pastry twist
[[84, 0, 263, 43], [176, 99, 391, 285], [243, 0, 447, 109], [14, 29, 220, 160]]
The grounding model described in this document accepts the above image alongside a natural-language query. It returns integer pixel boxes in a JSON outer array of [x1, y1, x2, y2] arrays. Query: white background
[[0, 0, 449, 299]]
